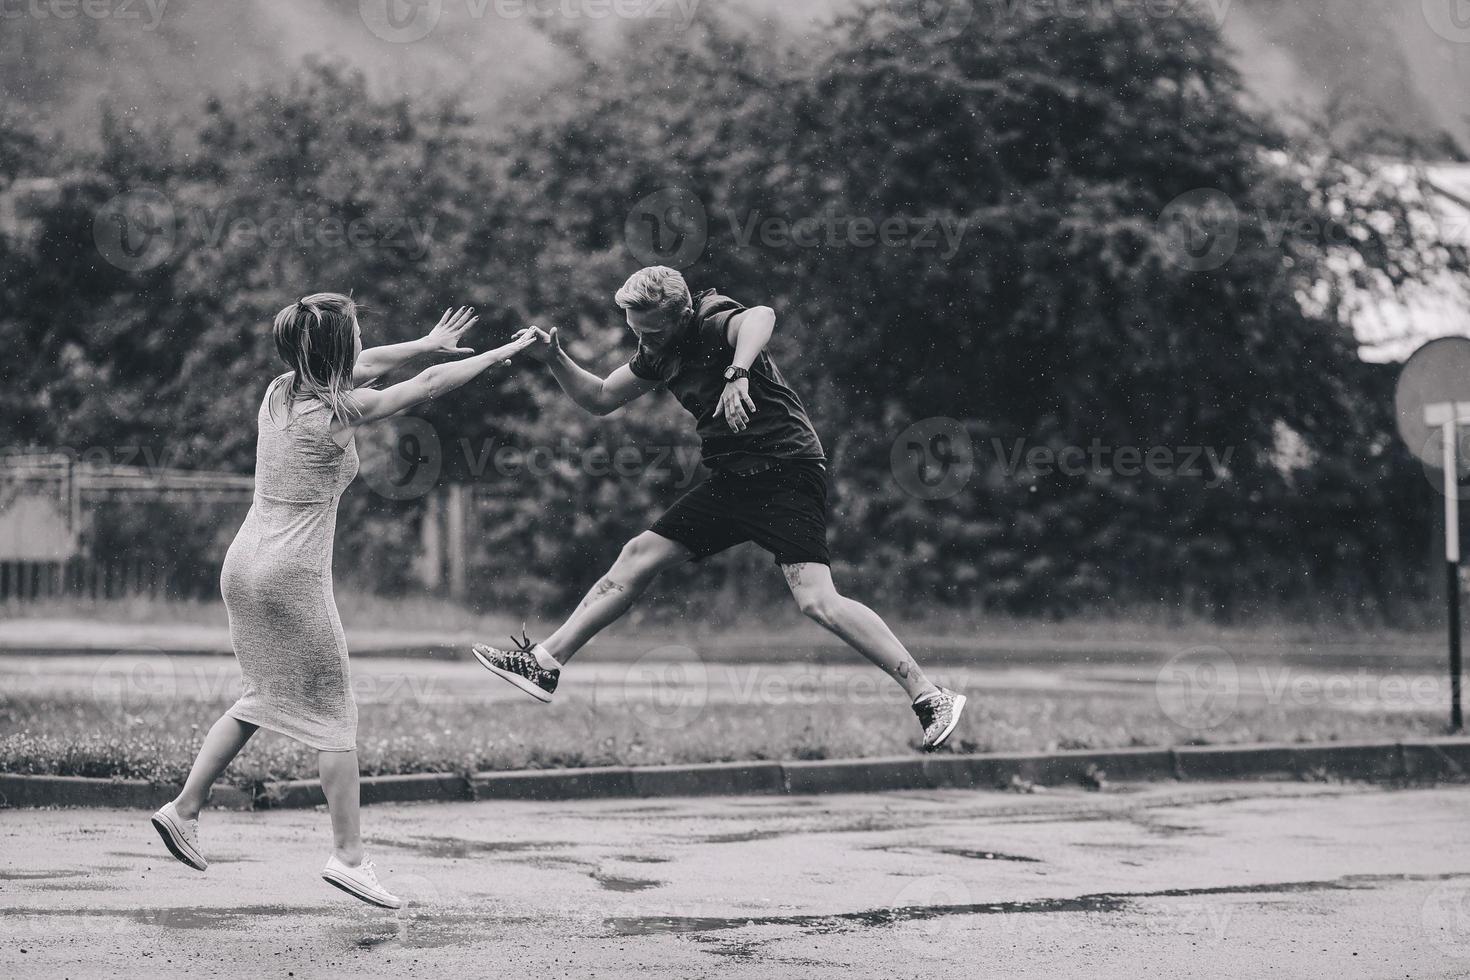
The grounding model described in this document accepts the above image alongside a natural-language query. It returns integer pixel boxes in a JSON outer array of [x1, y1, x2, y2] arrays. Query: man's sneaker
[[321, 854, 402, 909], [150, 800, 207, 871], [472, 629, 560, 703], [913, 688, 967, 752]]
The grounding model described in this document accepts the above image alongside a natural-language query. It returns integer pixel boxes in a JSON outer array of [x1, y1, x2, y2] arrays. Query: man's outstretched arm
[[518, 326, 659, 416]]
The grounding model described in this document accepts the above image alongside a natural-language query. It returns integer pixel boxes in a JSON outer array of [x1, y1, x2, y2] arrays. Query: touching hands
[[715, 378, 756, 433], [491, 329, 541, 365], [424, 306, 479, 355], [511, 325, 562, 364]]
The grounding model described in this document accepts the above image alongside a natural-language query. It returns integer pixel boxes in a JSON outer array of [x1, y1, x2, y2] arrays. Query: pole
[[1443, 418, 1463, 732]]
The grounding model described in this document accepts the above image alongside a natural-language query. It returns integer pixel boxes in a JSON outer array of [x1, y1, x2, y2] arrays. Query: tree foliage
[[0, 5, 1458, 620]]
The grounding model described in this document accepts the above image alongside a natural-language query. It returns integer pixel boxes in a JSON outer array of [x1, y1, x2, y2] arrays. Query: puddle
[[698, 830, 787, 844], [333, 911, 536, 951], [692, 816, 921, 846], [607, 894, 1130, 936], [0, 904, 322, 929], [868, 845, 1040, 863], [1133, 820, 1210, 839], [935, 848, 1041, 863], [727, 799, 820, 808], [26, 880, 122, 892], [127, 906, 319, 929], [592, 871, 662, 893], [0, 902, 537, 948], [0, 870, 90, 881], [604, 872, 1470, 938], [1, 865, 132, 890], [110, 850, 257, 865], [692, 935, 765, 959], [517, 854, 595, 871], [370, 837, 571, 860]]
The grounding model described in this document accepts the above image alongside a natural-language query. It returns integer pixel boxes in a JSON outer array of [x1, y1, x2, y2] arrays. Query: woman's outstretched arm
[[353, 307, 479, 384], [341, 326, 537, 431]]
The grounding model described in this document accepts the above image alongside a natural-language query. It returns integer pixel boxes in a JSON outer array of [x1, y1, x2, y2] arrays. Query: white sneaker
[[150, 801, 208, 871], [321, 854, 402, 909]]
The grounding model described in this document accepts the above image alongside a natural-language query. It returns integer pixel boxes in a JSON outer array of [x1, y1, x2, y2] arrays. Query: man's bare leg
[[542, 531, 693, 664], [781, 561, 940, 702]]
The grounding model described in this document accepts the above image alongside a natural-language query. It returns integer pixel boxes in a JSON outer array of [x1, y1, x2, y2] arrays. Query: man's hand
[[424, 306, 478, 355], [512, 325, 562, 364], [715, 377, 756, 432]]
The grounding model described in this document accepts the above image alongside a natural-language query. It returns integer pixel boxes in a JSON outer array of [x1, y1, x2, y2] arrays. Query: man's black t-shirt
[[627, 289, 825, 472]]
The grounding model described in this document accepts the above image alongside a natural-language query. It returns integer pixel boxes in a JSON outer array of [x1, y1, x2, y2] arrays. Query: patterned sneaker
[[472, 629, 560, 703], [321, 854, 401, 910], [150, 800, 208, 871], [913, 688, 967, 752]]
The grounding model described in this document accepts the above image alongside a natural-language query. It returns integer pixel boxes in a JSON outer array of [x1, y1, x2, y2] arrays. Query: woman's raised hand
[[425, 306, 478, 355]]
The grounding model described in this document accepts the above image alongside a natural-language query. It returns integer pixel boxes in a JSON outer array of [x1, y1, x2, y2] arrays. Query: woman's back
[[254, 376, 360, 504]]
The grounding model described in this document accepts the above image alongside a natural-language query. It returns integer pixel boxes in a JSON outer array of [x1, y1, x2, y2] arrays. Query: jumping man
[[472, 266, 967, 750]]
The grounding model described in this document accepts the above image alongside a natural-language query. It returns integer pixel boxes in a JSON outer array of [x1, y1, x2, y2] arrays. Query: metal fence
[[0, 452, 255, 601]]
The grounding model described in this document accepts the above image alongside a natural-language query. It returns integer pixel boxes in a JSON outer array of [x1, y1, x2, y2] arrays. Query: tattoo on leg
[[782, 564, 803, 588], [578, 578, 627, 610], [897, 660, 912, 678]]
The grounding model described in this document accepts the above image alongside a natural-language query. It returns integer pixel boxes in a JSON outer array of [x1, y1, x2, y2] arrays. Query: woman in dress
[[149, 293, 534, 909]]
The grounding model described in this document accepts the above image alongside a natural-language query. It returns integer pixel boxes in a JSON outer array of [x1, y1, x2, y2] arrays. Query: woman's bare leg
[[318, 749, 364, 866], [173, 715, 257, 820]]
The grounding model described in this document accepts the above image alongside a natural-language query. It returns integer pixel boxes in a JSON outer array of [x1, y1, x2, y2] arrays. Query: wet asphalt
[[2, 781, 1467, 978]]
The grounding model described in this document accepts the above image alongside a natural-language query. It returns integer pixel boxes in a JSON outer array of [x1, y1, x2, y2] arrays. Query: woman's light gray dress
[[221, 378, 360, 751]]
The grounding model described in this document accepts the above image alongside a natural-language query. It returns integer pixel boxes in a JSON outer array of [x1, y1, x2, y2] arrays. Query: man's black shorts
[[650, 459, 830, 566]]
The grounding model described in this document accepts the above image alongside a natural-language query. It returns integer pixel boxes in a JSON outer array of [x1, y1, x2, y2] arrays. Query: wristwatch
[[723, 366, 750, 383]]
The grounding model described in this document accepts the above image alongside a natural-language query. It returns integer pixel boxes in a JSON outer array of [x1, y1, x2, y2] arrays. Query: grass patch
[[0, 690, 1445, 790]]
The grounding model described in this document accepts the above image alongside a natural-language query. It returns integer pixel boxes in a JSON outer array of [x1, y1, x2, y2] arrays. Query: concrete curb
[[5, 739, 1470, 810], [256, 771, 472, 809], [0, 774, 253, 811], [470, 766, 633, 801]]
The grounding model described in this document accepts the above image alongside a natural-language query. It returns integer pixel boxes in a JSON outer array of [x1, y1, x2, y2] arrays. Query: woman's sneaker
[[913, 688, 968, 751], [472, 629, 560, 703], [150, 800, 208, 871], [321, 854, 402, 909]]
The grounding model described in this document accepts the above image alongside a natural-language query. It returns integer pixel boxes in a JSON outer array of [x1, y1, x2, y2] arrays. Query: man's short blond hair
[[615, 266, 692, 320]]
